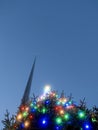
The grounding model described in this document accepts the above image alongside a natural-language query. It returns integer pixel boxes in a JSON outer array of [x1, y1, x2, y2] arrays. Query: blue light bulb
[[42, 119, 46, 124], [56, 126, 59, 129], [85, 124, 90, 129], [45, 100, 50, 105], [39, 116, 49, 128]]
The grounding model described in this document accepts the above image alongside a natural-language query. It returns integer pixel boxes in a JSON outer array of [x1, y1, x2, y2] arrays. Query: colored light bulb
[[42, 119, 46, 124], [40, 117, 48, 127], [85, 124, 90, 129], [30, 103, 34, 108], [59, 110, 64, 115], [55, 117, 62, 125], [57, 101, 61, 105], [20, 123, 24, 129], [78, 111, 85, 119], [42, 107, 46, 114], [45, 100, 50, 105], [25, 106, 29, 111], [24, 120, 30, 128], [64, 113, 70, 121], [23, 111, 28, 117], [29, 114, 34, 120], [20, 105, 25, 111], [34, 106, 37, 109], [17, 113, 22, 121], [69, 101, 72, 104], [92, 117, 97, 122]]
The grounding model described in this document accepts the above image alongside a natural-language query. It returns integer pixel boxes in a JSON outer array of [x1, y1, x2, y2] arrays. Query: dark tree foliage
[[2, 93, 98, 130], [2, 110, 15, 130]]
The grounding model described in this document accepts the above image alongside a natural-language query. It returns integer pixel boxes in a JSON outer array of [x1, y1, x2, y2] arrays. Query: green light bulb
[[57, 101, 60, 105], [78, 111, 85, 119], [64, 113, 70, 121], [92, 118, 97, 122], [34, 106, 37, 109], [55, 117, 62, 125], [42, 107, 46, 114], [69, 101, 72, 104], [23, 111, 28, 117], [30, 103, 34, 107]]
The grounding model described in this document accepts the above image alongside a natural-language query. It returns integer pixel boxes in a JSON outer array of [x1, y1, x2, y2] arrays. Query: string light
[[16, 113, 22, 121], [85, 124, 90, 129], [78, 111, 86, 119], [59, 109, 64, 115], [13, 87, 96, 130], [64, 113, 70, 121], [24, 120, 30, 128], [55, 117, 62, 125], [41, 107, 47, 114], [92, 117, 97, 122], [23, 111, 28, 118], [25, 106, 29, 111], [42, 119, 47, 125]]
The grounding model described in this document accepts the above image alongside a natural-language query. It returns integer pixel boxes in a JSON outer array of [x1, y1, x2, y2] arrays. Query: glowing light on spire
[[44, 85, 51, 94]]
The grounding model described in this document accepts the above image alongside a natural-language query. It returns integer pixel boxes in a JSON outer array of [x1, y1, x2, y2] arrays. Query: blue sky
[[0, 0, 98, 127]]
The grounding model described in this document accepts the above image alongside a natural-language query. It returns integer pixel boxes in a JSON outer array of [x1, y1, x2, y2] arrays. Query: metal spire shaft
[[21, 58, 36, 105]]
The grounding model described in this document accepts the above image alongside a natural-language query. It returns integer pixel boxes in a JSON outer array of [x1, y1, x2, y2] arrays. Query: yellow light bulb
[[17, 113, 22, 121], [25, 107, 29, 111], [63, 98, 67, 102], [60, 110, 64, 115], [24, 120, 30, 128]]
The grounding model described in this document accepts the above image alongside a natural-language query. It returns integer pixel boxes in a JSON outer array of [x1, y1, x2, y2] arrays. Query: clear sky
[[0, 0, 98, 128]]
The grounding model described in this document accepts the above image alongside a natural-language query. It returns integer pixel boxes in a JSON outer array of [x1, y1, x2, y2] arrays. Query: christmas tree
[[2, 59, 98, 130], [11, 86, 98, 130]]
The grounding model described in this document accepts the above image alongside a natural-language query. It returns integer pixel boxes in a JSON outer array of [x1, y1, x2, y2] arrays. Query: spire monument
[[21, 58, 36, 105]]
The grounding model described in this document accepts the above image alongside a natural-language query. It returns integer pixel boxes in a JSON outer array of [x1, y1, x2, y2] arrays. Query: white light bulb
[[44, 85, 51, 94]]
